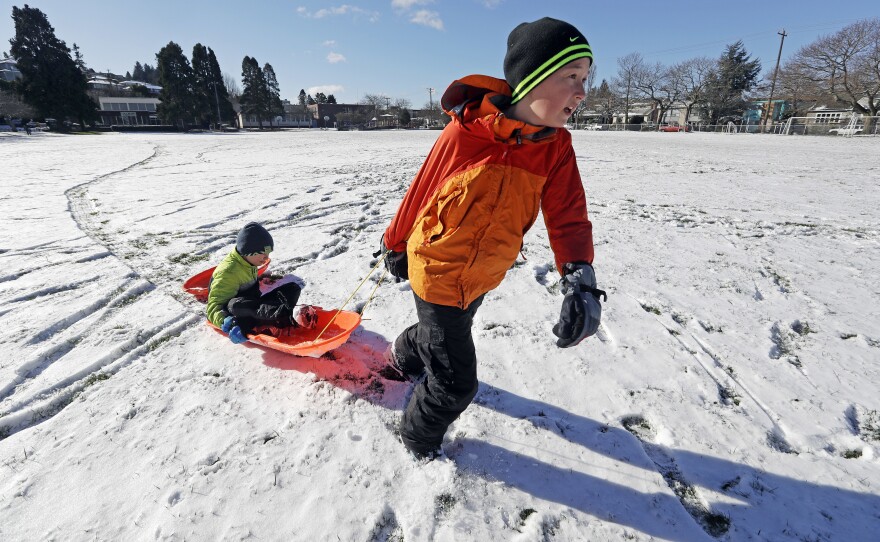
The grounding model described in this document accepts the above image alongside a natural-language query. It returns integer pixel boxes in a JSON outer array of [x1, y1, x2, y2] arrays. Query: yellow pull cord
[[359, 265, 389, 318], [315, 250, 388, 341]]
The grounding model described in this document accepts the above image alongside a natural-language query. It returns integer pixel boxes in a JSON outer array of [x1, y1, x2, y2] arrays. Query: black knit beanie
[[504, 17, 592, 104], [236, 222, 273, 256]]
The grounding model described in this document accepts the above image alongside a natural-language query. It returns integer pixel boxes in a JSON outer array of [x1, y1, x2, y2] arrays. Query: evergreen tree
[[132, 61, 144, 81], [132, 62, 159, 85], [240, 56, 268, 128], [590, 79, 618, 124], [327, 94, 337, 104], [315, 92, 327, 104], [190, 43, 214, 127], [700, 41, 761, 124], [143, 64, 158, 85], [190, 44, 234, 128], [156, 41, 198, 128], [129, 84, 151, 97], [263, 63, 283, 126], [9, 5, 97, 128], [207, 49, 235, 125], [298, 89, 307, 107], [72, 43, 86, 73], [398, 108, 411, 126]]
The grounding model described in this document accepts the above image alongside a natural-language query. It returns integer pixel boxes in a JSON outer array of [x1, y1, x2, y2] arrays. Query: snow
[[1, 129, 879, 541]]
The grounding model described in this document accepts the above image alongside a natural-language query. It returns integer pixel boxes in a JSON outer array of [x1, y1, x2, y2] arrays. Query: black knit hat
[[504, 17, 592, 104], [236, 222, 273, 256]]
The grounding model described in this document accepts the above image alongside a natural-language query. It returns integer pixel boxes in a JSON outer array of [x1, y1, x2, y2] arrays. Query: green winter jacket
[[206, 249, 260, 327]]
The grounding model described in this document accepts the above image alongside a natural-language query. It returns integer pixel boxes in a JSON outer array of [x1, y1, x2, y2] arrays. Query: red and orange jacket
[[383, 75, 594, 309]]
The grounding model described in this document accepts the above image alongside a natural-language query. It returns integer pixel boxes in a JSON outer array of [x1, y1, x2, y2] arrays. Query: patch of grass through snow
[[168, 252, 210, 266], [639, 301, 662, 315], [622, 415, 731, 537], [434, 492, 456, 519]]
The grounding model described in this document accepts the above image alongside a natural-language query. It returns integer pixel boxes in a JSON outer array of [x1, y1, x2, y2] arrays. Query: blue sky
[[1, 1, 875, 106]]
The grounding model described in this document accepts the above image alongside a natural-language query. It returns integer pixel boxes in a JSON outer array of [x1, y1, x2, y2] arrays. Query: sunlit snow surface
[[1, 130, 878, 541]]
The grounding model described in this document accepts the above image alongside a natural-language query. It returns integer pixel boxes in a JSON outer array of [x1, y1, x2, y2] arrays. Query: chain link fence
[[573, 116, 879, 137]]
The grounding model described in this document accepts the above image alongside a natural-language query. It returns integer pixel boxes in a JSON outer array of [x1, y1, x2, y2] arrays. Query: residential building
[[96, 96, 160, 126], [237, 99, 311, 128], [0, 57, 22, 82]]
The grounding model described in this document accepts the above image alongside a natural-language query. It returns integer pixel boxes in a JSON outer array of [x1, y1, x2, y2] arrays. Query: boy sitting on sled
[[206, 222, 318, 344]]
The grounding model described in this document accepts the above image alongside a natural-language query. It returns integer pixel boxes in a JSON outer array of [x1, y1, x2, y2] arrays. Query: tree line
[[3, 5, 96, 129], [1, 5, 292, 130], [583, 18, 879, 129], [4, 5, 876, 132]]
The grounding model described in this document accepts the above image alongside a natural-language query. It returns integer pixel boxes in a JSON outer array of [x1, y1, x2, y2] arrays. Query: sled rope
[[361, 265, 389, 317], [315, 250, 388, 341]]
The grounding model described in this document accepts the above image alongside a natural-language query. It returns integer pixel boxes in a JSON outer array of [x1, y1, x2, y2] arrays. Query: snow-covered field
[[1, 129, 878, 541]]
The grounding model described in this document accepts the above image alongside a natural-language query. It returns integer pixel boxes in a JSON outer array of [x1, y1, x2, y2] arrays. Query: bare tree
[[586, 79, 619, 124], [675, 57, 715, 126], [613, 53, 643, 124], [772, 60, 822, 117], [790, 18, 880, 121], [223, 72, 241, 101], [572, 64, 599, 128], [361, 93, 388, 109], [633, 61, 683, 129], [360, 93, 388, 125]]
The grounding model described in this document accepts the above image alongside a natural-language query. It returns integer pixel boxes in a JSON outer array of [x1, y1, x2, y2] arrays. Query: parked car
[[828, 126, 863, 136], [659, 124, 691, 132]]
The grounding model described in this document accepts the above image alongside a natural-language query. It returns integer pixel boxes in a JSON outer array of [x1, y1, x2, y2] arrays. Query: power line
[[641, 18, 861, 58]]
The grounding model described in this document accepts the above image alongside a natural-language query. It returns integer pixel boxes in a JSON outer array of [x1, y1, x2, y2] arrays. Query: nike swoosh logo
[[569, 36, 580, 42]]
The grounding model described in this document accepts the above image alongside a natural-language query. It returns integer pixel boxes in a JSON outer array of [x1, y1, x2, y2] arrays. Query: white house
[[0, 57, 22, 82]]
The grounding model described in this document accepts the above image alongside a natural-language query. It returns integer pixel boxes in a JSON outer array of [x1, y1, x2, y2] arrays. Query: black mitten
[[552, 263, 606, 348]]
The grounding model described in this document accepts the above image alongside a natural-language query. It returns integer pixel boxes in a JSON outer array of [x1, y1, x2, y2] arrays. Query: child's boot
[[291, 305, 318, 329]]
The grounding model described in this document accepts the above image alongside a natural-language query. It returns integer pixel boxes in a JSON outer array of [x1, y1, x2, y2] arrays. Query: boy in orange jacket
[[380, 17, 605, 461]]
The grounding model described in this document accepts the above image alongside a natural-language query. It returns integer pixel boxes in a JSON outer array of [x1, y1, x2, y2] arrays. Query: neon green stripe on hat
[[511, 44, 593, 104]]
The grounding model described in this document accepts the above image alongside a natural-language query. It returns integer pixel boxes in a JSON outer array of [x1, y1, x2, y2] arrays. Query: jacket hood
[[440, 75, 557, 143]]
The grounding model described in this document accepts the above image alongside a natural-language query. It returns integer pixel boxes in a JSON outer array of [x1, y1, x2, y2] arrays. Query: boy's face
[[244, 252, 270, 267], [512, 58, 591, 128]]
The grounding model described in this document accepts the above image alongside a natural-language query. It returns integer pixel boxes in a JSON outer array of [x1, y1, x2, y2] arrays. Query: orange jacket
[[384, 75, 594, 309]]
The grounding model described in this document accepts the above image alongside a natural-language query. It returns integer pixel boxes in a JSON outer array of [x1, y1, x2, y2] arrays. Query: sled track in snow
[[65, 144, 161, 261], [625, 291, 800, 455], [0, 310, 199, 440], [0, 144, 214, 441], [64, 144, 212, 312]]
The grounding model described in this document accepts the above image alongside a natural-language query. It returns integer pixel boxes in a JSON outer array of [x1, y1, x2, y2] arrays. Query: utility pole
[[212, 81, 222, 129], [763, 29, 787, 133], [427, 87, 434, 127]]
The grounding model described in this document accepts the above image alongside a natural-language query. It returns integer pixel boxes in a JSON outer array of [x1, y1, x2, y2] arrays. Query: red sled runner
[[183, 264, 361, 358]]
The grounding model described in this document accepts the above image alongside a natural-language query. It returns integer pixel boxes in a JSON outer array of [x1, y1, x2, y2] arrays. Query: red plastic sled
[[182, 261, 270, 302], [217, 308, 361, 358], [183, 264, 361, 357]]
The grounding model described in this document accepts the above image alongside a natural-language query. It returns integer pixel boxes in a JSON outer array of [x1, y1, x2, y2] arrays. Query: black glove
[[373, 237, 408, 281], [553, 263, 606, 348]]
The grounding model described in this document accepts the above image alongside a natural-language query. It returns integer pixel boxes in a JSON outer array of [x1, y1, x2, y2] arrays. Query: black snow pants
[[395, 292, 484, 456], [227, 282, 302, 333]]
